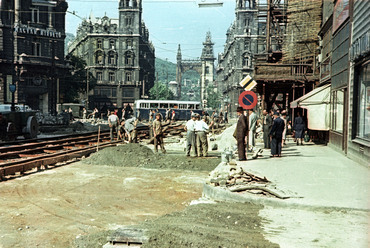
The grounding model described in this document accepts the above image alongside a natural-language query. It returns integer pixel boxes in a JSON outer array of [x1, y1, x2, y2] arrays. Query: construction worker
[[194, 114, 213, 157], [153, 113, 166, 154], [184, 113, 197, 157]]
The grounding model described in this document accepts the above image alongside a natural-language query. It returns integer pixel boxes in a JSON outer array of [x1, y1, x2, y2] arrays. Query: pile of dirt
[[141, 202, 279, 248], [76, 202, 279, 248], [84, 143, 220, 171]]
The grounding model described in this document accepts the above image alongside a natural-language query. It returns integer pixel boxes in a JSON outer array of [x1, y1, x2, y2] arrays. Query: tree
[[149, 81, 175, 100], [206, 84, 221, 110], [61, 55, 97, 103]]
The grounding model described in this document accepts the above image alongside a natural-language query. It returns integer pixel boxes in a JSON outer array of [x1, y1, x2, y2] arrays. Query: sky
[[66, 0, 236, 63]]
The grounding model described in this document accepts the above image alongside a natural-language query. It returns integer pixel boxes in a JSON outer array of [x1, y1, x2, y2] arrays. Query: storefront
[[347, 0, 370, 165]]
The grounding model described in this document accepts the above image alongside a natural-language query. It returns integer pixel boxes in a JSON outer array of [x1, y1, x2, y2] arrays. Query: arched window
[[125, 52, 134, 66], [95, 50, 104, 65]]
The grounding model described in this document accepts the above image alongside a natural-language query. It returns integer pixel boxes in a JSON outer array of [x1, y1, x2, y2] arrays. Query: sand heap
[[84, 143, 220, 172]]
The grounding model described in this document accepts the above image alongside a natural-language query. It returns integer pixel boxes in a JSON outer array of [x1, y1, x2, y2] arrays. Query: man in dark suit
[[262, 110, 273, 149], [269, 111, 285, 157], [234, 107, 248, 161]]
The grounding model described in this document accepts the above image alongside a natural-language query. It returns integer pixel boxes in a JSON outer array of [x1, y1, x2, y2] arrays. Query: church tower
[[200, 32, 215, 105], [119, 0, 142, 35]]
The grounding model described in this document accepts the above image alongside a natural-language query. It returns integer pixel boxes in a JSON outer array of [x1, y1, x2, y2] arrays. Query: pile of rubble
[[207, 162, 268, 187]]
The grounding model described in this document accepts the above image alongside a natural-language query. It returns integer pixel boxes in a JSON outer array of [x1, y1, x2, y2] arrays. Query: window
[[140, 103, 149, 108], [101, 88, 111, 97], [331, 89, 344, 133], [110, 40, 115, 49], [109, 72, 115, 82], [31, 8, 40, 23], [96, 72, 103, 82], [160, 103, 168, 108], [122, 88, 134, 98], [125, 72, 132, 82], [355, 63, 370, 140], [126, 40, 133, 49], [125, 17, 132, 26], [108, 52, 116, 65], [32, 42, 41, 56], [179, 104, 187, 109], [125, 52, 134, 65], [150, 103, 159, 108], [95, 51, 104, 64], [97, 39, 103, 49]]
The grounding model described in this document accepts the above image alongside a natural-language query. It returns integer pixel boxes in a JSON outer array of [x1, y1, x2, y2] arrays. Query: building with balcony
[[67, 0, 155, 110], [0, 0, 69, 114]]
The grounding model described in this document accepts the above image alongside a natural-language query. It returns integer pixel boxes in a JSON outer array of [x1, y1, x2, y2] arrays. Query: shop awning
[[290, 84, 331, 131], [290, 84, 331, 108]]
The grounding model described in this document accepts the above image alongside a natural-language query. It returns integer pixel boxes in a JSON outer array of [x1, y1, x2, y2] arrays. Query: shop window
[[355, 63, 370, 140], [32, 42, 41, 56], [122, 88, 134, 98], [331, 89, 344, 133]]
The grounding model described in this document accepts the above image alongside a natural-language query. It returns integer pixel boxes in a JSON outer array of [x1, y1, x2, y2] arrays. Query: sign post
[[238, 91, 257, 110]]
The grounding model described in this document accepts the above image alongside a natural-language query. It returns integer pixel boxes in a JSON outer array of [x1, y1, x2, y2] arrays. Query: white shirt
[[194, 120, 209, 132], [108, 114, 119, 124], [185, 119, 195, 132]]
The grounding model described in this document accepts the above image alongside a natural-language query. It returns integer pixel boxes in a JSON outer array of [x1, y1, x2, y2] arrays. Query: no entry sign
[[238, 91, 257, 110]]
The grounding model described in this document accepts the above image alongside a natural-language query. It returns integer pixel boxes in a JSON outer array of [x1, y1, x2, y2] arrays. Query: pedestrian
[[153, 113, 166, 153], [262, 109, 273, 149], [194, 115, 213, 157], [224, 109, 228, 123], [184, 113, 197, 157], [294, 111, 305, 145], [68, 107, 74, 121], [165, 108, 170, 121], [0, 113, 8, 141], [82, 107, 87, 120], [248, 109, 258, 151], [234, 107, 248, 161], [171, 109, 176, 121], [108, 111, 119, 141], [281, 110, 287, 146], [269, 111, 285, 157]]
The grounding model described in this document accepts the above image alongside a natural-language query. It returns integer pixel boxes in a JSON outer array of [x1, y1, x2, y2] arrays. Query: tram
[[134, 100, 203, 120]]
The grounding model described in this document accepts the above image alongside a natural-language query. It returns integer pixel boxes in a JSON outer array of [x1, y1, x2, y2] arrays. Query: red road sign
[[238, 91, 257, 110]]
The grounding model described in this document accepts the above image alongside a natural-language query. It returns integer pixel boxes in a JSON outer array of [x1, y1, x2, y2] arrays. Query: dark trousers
[[271, 136, 282, 155], [237, 138, 246, 160], [110, 123, 118, 141], [263, 129, 271, 149], [154, 134, 165, 152]]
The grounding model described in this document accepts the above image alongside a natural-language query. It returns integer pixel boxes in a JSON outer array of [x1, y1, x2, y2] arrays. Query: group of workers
[[184, 113, 214, 157], [108, 111, 138, 143]]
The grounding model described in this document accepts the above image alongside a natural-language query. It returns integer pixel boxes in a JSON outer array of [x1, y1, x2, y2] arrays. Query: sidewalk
[[212, 124, 370, 211], [209, 125, 369, 248]]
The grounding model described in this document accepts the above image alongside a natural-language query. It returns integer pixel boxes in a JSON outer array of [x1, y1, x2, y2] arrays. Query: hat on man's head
[[273, 111, 279, 116], [236, 107, 244, 113], [191, 113, 197, 118]]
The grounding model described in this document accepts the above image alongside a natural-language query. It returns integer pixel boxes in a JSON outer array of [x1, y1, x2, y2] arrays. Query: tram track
[[0, 131, 121, 181]]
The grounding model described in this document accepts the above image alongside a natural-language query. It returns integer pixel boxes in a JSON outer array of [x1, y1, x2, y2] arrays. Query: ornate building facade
[[0, 0, 69, 114], [215, 0, 264, 113], [68, 0, 155, 110], [176, 32, 215, 104]]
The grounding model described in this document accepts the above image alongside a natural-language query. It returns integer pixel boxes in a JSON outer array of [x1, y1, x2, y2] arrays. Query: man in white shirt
[[184, 113, 197, 156], [108, 111, 119, 141], [194, 115, 213, 157], [248, 109, 258, 151]]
